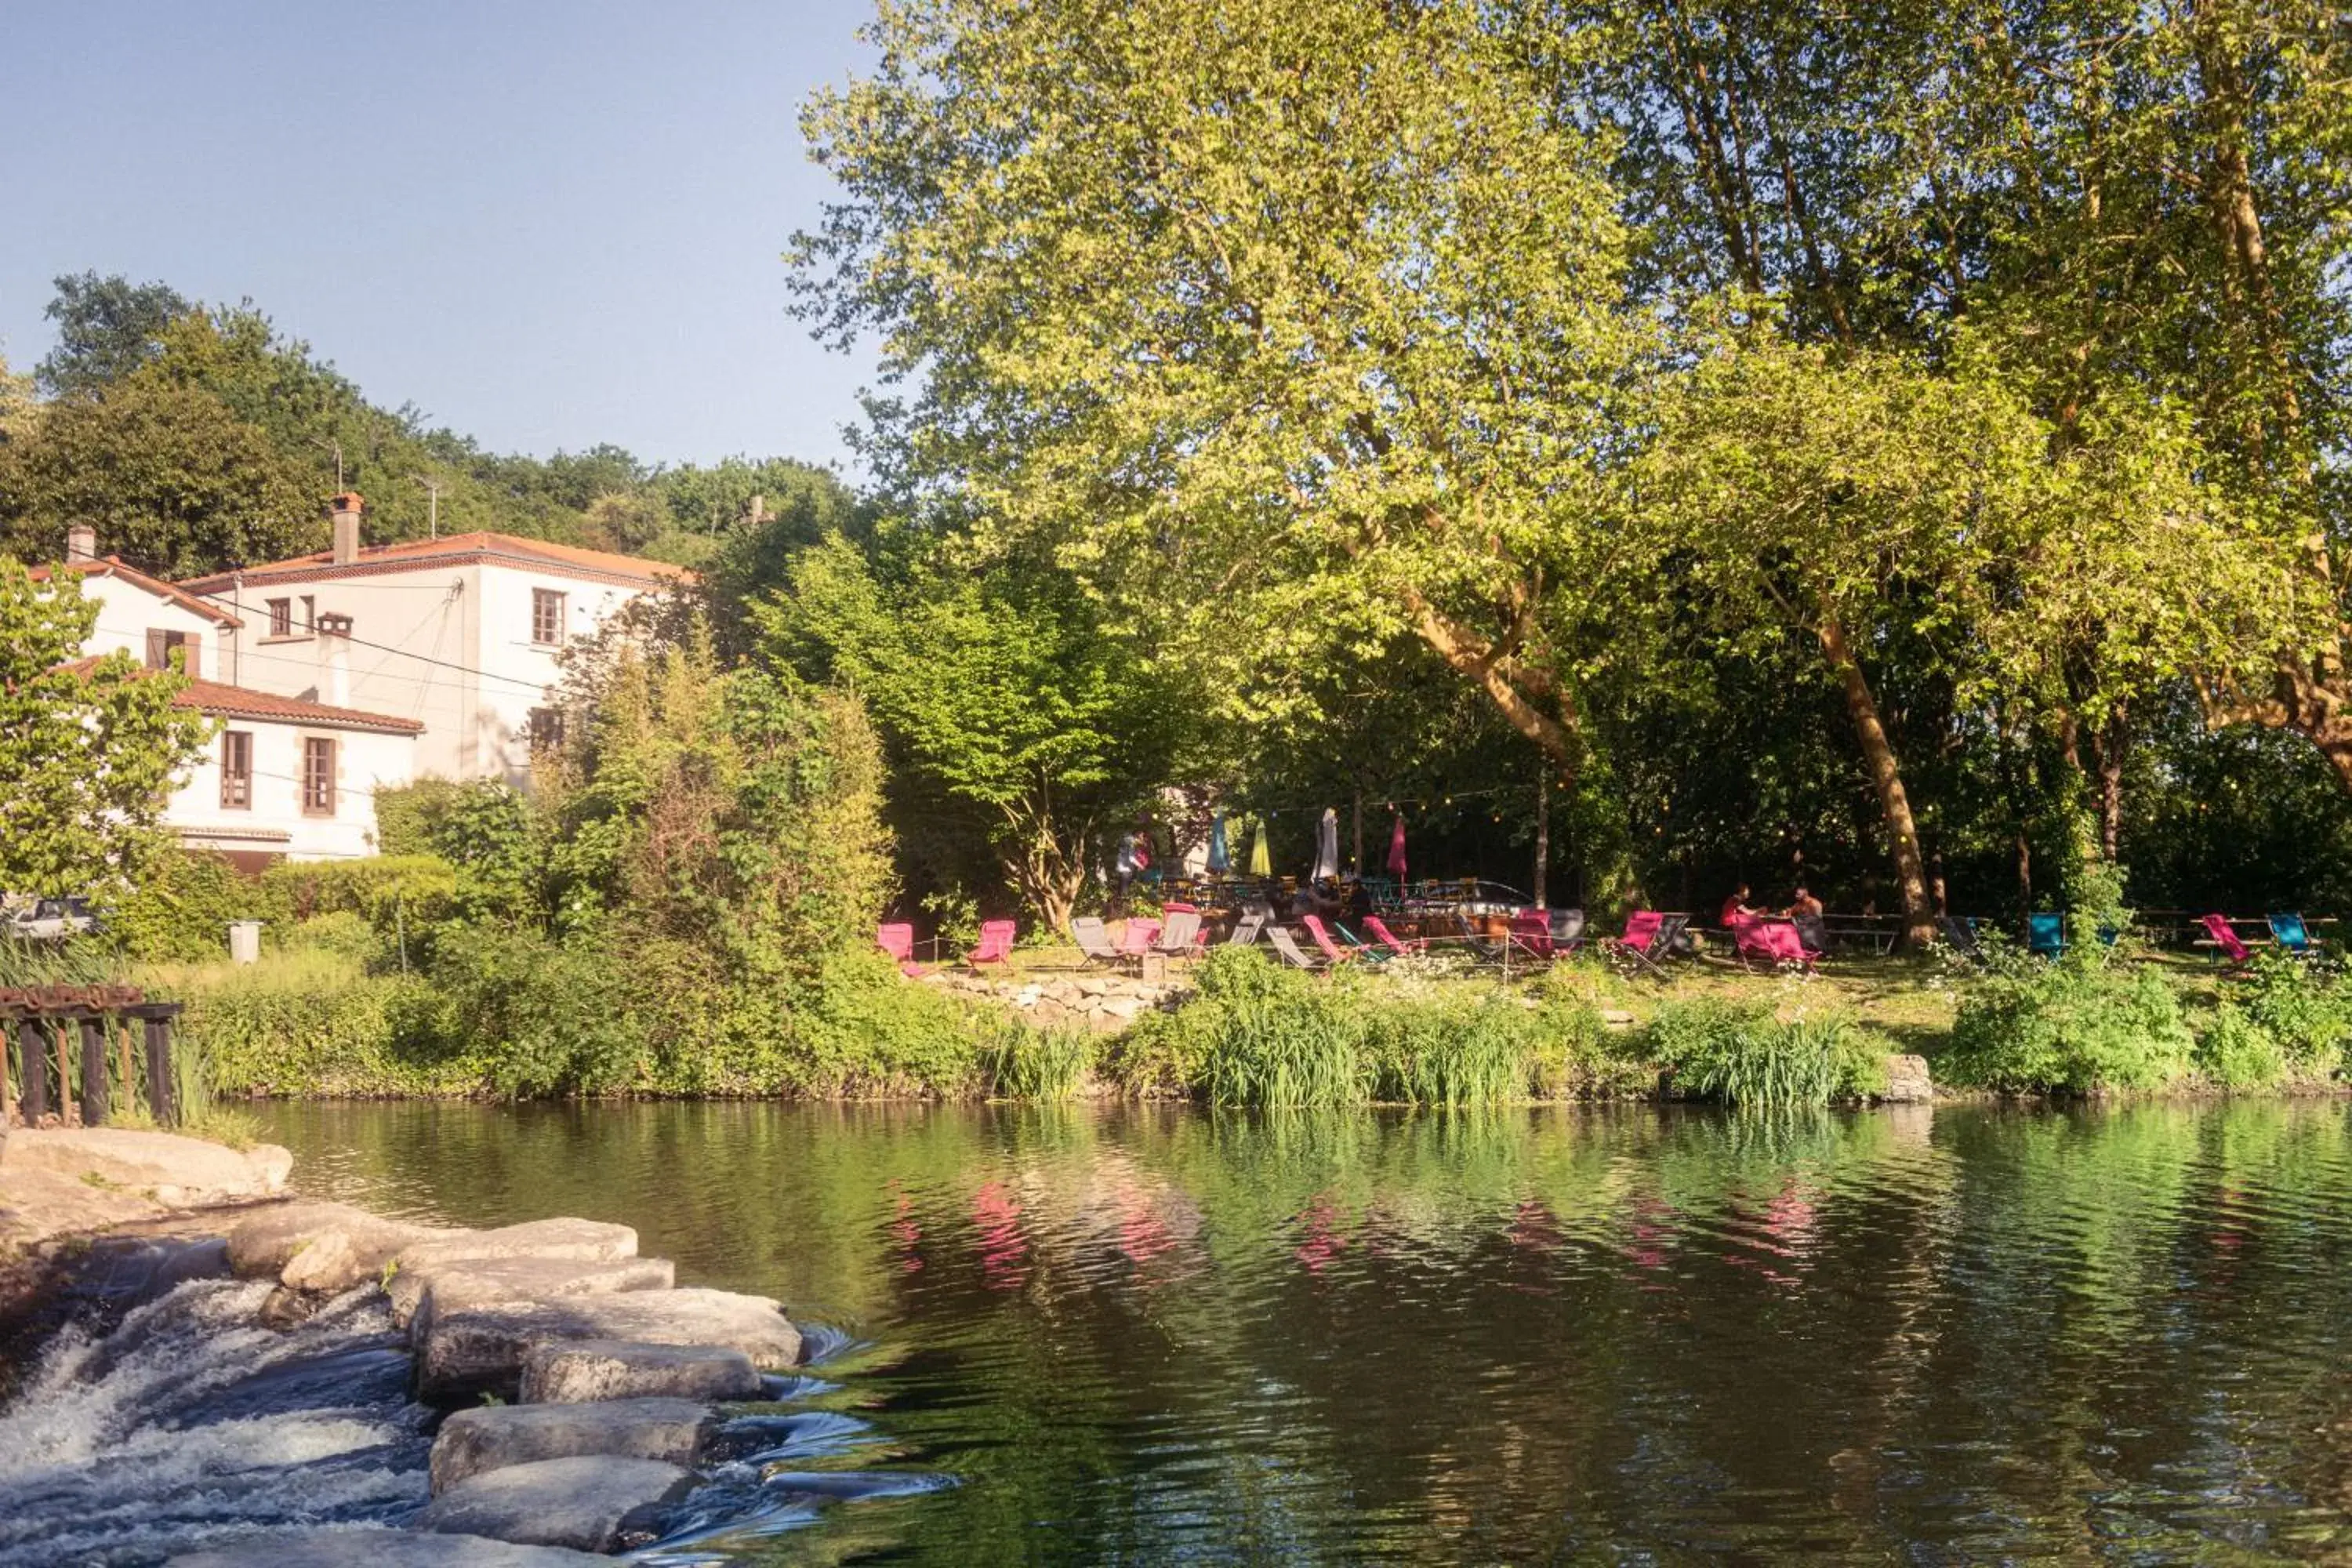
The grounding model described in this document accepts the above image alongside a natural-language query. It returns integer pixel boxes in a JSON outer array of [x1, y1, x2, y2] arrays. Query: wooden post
[[1534, 772, 1550, 910], [52, 1023, 72, 1126], [116, 1018, 134, 1112], [1, 1010, 14, 1124], [18, 1019, 47, 1123], [78, 1014, 108, 1127], [143, 1016, 176, 1125]]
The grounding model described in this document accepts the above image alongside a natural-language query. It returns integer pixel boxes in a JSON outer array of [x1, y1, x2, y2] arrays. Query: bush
[[264, 855, 459, 924], [787, 947, 1001, 1097], [107, 848, 278, 964], [1365, 986, 1539, 1107], [416, 924, 643, 1098], [1646, 998, 1884, 1109], [1942, 953, 2194, 1094], [2240, 953, 2352, 1072], [162, 948, 468, 1097], [2195, 1004, 2289, 1091]]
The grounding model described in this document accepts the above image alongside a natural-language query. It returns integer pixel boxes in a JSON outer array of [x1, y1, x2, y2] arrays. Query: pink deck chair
[[1117, 918, 1161, 960], [1301, 914, 1356, 964], [1507, 910, 1555, 962], [1733, 916, 1814, 970], [1363, 915, 1423, 956], [2199, 913, 2253, 969], [876, 921, 924, 977], [967, 919, 1018, 967]]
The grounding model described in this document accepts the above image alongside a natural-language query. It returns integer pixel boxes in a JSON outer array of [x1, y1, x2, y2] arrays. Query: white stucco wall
[[71, 575, 228, 678], [169, 719, 417, 862]]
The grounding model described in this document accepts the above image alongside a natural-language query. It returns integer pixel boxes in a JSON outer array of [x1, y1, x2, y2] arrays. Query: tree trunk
[[1533, 771, 1549, 910], [1403, 592, 1579, 783], [2090, 710, 2126, 863], [1815, 608, 1936, 949]]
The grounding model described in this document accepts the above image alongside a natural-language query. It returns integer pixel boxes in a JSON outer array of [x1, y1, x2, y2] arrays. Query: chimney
[[330, 492, 365, 565], [65, 523, 96, 564], [318, 613, 353, 708]]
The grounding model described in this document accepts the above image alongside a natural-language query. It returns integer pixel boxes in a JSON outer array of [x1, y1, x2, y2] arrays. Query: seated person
[[1720, 884, 1757, 927], [1786, 885, 1824, 921]]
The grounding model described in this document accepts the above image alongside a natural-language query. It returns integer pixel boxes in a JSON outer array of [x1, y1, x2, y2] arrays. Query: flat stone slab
[[5, 1127, 291, 1206], [430, 1396, 714, 1494], [394, 1218, 637, 1278], [1882, 1052, 1935, 1103], [170, 1526, 607, 1564], [227, 1202, 453, 1295], [392, 1254, 675, 1331], [414, 1456, 695, 1553], [520, 1339, 765, 1404], [417, 1288, 802, 1402]]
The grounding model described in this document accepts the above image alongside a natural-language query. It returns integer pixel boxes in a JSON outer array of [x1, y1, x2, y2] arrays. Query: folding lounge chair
[[1117, 918, 1162, 964], [1548, 909, 1587, 953], [1610, 911, 1686, 979], [2198, 913, 2255, 970], [1507, 910, 1555, 963], [967, 920, 1018, 968], [1733, 916, 1815, 971], [1152, 909, 1203, 958], [2267, 913, 2324, 960], [2027, 913, 2066, 960], [1070, 916, 1123, 968], [1791, 913, 1831, 958], [875, 922, 925, 978], [1301, 915, 1358, 965], [1938, 916, 1988, 968], [1265, 925, 1329, 971], [1225, 913, 1267, 946], [1362, 914, 1424, 958]]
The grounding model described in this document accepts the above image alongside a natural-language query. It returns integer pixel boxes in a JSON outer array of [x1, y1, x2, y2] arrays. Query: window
[[220, 731, 252, 809], [267, 598, 292, 637], [528, 707, 565, 753], [144, 629, 197, 675], [532, 588, 566, 646], [301, 736, 336, 816]]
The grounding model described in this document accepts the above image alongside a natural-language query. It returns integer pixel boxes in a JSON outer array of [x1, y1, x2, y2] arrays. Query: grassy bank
[[147, 924, 2352, 1111]]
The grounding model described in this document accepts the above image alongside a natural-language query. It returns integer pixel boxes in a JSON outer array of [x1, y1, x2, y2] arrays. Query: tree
[[792, 0, 1653, 782], [0, 560, 212, 898], [765, 531, 1208, 928], [0, 377, 321, 577], [0, 353, 34, 446], [37, 271, 192, 399]]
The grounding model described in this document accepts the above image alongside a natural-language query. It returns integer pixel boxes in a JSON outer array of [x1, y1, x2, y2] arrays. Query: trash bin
[[228, 920, 263, 964]]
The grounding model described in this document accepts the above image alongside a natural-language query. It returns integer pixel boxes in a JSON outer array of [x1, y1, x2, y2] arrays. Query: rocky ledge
[[158, 1198, 809, 1560], [0, 1127, 293, 1254], [926, 968, 1190, 1033]]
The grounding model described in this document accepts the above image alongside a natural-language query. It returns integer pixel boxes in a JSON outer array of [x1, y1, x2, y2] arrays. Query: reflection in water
[[256, 1098, 2352, 1564]]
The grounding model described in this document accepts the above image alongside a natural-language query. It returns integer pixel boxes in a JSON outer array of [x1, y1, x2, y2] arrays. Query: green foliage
[[782, 949, 998, 1098], [106, 848, 270, 964], [35, 271, 192, 398], [984, 1026, 1098, 1102], [2239, 953, 2352, 1072], [1646, 998, 1886, 1110], [2196, 1004, 2291, 1091], [160, 949, 468, 1098], [0, 561, 212, 898], [408, 924, 643, 1098], [1943, 953, 2196, 1094], [263, 855, 459, 925]]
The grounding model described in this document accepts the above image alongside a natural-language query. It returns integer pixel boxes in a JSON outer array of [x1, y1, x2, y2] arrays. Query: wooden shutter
[[220, 731, 252, 809], [302, 736, 337, 815], [145, 630, 168, 669]]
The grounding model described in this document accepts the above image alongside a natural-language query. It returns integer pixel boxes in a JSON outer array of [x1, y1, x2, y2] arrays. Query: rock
[[1098, 995, 1145, 1022], [520, 1339, 765, 1403], [393, 1218, 637, 1277], [170, 1528, 608, 1564], [1600, 1008, 1635, 1028], [226, 1202, 449, 1294], [414, 1456, 696, 1553], [430, 1396, 715, 1494], [391, 1254, 675, 1331], [416, 1288, 802, 1402], [2, 1127, 292, 1206], [1881, 1053, 1934, 1103]]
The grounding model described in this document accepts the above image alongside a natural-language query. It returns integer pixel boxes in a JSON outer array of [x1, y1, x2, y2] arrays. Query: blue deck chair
[[2267, 913, 2324, 960], [2027, 913, 2066, 960]]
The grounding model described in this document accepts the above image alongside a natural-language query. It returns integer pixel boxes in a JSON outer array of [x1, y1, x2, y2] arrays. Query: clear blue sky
[[2, 1, 882, 472]]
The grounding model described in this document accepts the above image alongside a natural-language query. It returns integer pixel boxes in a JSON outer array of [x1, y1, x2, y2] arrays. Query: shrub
[[789, 947, 993, 1096], [2240, 953, 2352, 1072], [1185, 950, 1370, 1108], [1366, 987, 1538, 1106], [1942, 953, 2194, 1094], [985, 1025, 1097, 1100], [162, 948, 467, 1097], [1646, 998, 1883, 1109], [107, 848, 278, 964], [417, 924, 643, 1098], [264, 855, 459, 925], [2195, 1004, 2289, 1091]]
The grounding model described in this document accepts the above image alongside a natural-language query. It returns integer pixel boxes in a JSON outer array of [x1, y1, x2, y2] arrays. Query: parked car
[[3, 897, 102, 942]]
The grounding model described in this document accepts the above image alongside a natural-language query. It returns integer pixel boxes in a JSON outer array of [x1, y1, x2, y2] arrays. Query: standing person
[[1720, 884, 1757, 927], [1116, 821, 1152, 905]]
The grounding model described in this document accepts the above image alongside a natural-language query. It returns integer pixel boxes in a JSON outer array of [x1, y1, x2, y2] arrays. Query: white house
[[34, 530, 423, 868], [177, 493, 688, 785]]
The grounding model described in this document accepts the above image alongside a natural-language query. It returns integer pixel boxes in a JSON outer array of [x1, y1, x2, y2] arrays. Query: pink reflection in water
[[1295, 1193, 1348, 1275], [971, 1179, 1031, 1290]]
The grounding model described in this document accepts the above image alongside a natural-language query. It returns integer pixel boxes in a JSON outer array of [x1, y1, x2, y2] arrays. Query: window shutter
[[182, 635, 201, 678], [145, 630, 167, 669]]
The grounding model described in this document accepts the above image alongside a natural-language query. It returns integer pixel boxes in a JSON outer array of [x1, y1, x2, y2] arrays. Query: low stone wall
[[924, 970, 1191, 1033]]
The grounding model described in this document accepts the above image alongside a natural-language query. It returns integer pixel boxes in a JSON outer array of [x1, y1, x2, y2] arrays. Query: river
[[10, 1098, 2352, 1563]]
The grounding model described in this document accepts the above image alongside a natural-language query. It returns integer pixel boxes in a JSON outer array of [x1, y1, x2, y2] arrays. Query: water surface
[[235, 1098, 2352, 1563]]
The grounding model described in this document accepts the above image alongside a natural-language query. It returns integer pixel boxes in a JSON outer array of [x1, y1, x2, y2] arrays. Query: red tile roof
[[29, 557, 244, 627], [178, 531, 694, 593], [56, 659, 424, 735]]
